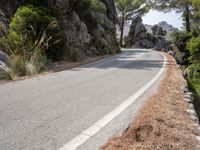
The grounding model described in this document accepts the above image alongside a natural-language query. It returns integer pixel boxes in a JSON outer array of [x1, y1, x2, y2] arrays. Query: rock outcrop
[[100, 0, 118, 23], [125, 16, 154, 48], [61, 11, 91, 55], [0, 0, 21, 37], [86, 11, 119, 55], [125, 16, 170, 50]]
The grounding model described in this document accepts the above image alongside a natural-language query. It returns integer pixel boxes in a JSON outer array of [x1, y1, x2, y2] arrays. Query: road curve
[[0, 49, 165, 150]]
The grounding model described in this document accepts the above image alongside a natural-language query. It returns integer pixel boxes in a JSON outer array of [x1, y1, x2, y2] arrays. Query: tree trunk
[[120, 20, 124, 47], [185, 4, 191, 33]]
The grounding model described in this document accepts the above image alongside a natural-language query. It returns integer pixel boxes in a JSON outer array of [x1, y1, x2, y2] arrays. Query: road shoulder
[[100, 53, 199, 150]]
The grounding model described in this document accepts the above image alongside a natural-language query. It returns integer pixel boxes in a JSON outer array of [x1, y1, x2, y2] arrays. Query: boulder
[[125, 16, 150, 48], [0, 49, 10, 66], [0, 50, 10, 75], [125, 16, 170, 50]]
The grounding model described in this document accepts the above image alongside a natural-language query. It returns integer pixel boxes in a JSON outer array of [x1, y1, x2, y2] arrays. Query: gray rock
[[86, 11, 119, 54], [125, 16, 170, 50], [152, 25, 167, 36], [0, 49, 10, 66], [0, 14, 7, 37], [100, 0, 118, 23], [125, 16, 153, 48], [61, 11, 91, 55], [134, 39, 154, 49]]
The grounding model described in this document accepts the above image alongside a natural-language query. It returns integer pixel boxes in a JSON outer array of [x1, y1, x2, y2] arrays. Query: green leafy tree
[[116, 0, 148, 47]]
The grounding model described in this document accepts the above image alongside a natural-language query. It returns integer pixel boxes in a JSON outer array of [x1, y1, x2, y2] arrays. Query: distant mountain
[[144, 21, 177, 40], [120, 21, 177, 40], [158, 21, 173, 31]]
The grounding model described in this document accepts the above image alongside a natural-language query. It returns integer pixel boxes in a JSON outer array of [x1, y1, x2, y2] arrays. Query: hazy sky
[[142, 10, 183, 29]]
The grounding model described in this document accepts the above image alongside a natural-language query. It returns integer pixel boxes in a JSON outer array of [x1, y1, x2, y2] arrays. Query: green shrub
[[6, 5, 64, 60], [91, 0, 106, 14], [26, 50, 50, 75], [170, 30, 191, 65], [0, 5, 64, 77], [10, 56, 27, 77], [0, 68, 12, 80], [188, 36, 200, 64]]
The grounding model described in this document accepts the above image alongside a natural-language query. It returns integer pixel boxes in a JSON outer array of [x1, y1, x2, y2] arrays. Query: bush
[[10, 56, 27, 77], [170, 30, 191, 65], [188, 36, 200, 64], [5, 5, 64, 60], [0, 68, 12, 80], [90, 0, 106, 14], [0, 5, 64, 77]]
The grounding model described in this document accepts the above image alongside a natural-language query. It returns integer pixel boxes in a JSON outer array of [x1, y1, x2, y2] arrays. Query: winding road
[[0, 49, 165, 150]]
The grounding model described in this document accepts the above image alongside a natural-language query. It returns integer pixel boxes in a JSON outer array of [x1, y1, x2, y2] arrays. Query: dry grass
[[0, 54, 114, 85], [99, 54, 199, 150]]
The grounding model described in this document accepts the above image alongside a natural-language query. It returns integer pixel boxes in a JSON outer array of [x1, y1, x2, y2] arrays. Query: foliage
[[91, 0, 106, 14], [0, 68, 12, 80], [192, 0, 200, 31], [170, 30, 191, 65], [188, 36, 200, 64], [0, 5, 63, 77], [7, 5, 64, 60], [147, 0, 192, 32]]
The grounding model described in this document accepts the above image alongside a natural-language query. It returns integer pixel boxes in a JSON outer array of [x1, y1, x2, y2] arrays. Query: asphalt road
[[0, 49, 164, 150]]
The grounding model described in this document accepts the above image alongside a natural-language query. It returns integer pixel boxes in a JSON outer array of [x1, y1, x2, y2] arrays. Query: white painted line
[[58, 50, 167, 150]]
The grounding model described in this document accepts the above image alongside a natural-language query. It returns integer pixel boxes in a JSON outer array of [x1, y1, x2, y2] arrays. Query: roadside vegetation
[[0, 0, 120, 81], [146, 0, 200, 119]]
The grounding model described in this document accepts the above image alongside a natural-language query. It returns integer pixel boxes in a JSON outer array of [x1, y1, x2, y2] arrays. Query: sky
[[142, 10, 183, 29]]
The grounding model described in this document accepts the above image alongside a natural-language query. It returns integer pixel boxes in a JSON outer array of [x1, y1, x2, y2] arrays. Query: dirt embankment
[[100, 54, 199, 150]]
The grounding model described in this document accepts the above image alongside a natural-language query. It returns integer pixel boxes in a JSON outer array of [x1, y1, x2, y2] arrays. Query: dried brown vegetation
[[100, 54, 198, 150]]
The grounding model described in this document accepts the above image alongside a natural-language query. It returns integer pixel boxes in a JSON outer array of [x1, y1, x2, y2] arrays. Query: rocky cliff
[[125, 16, 170, 50], [0, 0, 120, 59]]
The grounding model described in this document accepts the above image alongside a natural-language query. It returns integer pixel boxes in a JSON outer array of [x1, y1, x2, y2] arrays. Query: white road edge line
[[58, 50, 167, 150]]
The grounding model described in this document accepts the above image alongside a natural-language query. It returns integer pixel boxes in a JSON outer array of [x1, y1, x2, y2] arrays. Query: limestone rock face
[[151, 25, 170, 50], [88, 11, 119, 54], [152, 25, 167, 36], [100, 0, 118, 23], [0, 15, 7, 37], [125, 16, 154, 48], [0, 0, 21, 37], [125, 16, 170, 50], [60, 11, 91, 55]]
